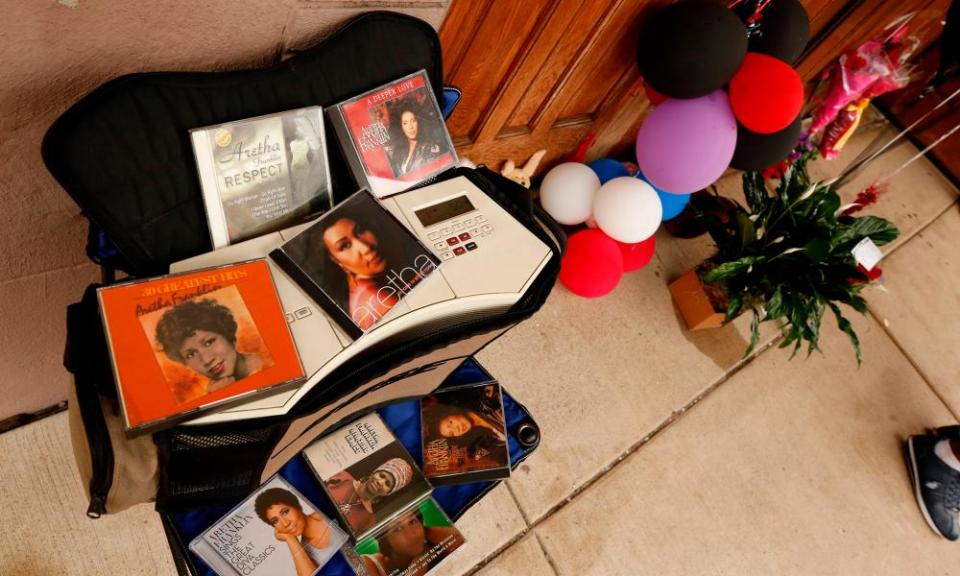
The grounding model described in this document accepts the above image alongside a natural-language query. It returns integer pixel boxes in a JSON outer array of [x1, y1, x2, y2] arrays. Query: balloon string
[[881, 119, 960, 182], [726, 0, 772, 24], [746, 0, 772, 25], [828, 84, 960, 189]]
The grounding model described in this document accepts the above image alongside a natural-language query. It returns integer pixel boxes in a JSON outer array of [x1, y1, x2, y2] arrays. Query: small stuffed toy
[[500, 149, 547, 188]]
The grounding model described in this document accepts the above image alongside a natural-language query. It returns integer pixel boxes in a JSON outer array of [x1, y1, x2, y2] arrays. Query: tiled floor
[[1, 110, 959, 575]]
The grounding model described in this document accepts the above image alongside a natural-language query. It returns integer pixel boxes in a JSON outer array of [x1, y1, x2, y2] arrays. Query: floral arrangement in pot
[[669, 155, 899, 362]]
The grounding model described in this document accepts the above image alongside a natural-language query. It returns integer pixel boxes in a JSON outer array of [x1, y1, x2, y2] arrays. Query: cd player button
[[464, 218, 475, 226], [453, 223, 463, 231], [440, 227, 451, 235], [442, 252, 454, 260], [481, 224, 493, 233], [434, 242, 445, 250], [465, 242, 478, 251], [428, 231, 440, 241], [294, 307, 312, 319], [446, 237, 460, 246], [476, 215, 487, 223], [453, 247, 466, 256], [470, 228, 480, 235], [458, 232, 471, 241]]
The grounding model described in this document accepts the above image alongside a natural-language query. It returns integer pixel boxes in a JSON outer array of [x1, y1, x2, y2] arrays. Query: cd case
[[420, 381, 510, 485], [269, 189, 440, 339], [97, 259, 305, 434], [328, 70, 458, 198], [191, 106, 334, 248], [301, 414, 432, 542], [189, 475, 348, 576], [351, 496, 465, 576]]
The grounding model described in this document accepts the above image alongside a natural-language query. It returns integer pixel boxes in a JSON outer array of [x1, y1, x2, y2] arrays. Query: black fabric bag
[[43, 11, 447, 277], [46, 10, 563, 518]]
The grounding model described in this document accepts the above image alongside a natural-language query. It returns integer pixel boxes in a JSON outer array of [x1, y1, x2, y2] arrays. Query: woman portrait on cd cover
[[287, 191, 437, 333], [422, 385, 508, 470], [359, 506, 464, 576], [153, 296, 268, 403], [384, 92, 447, 178], [324, 456, 417, 535], [254, 487, 342, 576]]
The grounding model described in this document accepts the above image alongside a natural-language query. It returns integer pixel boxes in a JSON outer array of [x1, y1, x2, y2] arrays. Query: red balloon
[[619, 235, 656, 272], [559, 229, 624, 298], [728, 53, 803, 134]]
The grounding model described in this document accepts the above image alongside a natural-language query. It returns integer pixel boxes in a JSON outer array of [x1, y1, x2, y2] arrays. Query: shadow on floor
[[670, 296, 752, 370]]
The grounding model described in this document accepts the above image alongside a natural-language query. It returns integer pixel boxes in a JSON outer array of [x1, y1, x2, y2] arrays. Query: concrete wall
[[0, 0, 450, 421]]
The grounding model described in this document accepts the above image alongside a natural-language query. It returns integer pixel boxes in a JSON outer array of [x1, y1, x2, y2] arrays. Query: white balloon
[[539, 162, 600, 225], [594, 177, 662, 243]]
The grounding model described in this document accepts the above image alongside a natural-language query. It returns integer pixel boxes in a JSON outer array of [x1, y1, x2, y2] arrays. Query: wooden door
[[439, 0, 658, 174], [438, 0, 952, 175]]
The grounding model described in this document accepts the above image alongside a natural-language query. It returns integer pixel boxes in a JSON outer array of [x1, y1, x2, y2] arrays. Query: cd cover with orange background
[[98, 259, 303, 433]]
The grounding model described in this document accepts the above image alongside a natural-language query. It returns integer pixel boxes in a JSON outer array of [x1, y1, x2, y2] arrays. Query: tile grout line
[[457, 478, 533, 576], [532, 530, 563, 576], [866, 197, 960, 422], [504, 480, 532, 526], [504, 480, 562, 576], [459, 529, 531, 576], [880, 198, 958, 260], [868, 306, 960, 423], [458, 527, 563, 576], [527, 334, 783, 525], [460, 336, 782, 575]]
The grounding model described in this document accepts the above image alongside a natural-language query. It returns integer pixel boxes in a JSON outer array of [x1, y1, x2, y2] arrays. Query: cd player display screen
[[415, 195, 476, 227]]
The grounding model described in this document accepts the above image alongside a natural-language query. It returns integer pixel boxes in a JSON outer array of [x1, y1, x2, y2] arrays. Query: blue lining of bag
[[169, 357, 535, 576], [440, 86, 462, 120]]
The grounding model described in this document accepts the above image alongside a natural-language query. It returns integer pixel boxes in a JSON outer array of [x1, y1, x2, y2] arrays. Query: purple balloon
[[635, 90, 737, 194]]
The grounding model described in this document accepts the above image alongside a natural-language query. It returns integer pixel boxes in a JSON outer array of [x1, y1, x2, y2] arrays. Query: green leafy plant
[[699, 157, 899, 363]]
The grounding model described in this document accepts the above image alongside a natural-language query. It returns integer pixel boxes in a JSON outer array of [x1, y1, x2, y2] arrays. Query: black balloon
[[636, 0, 748, 99], [729, 114, 803, 171], [748, 0, 810, 64]]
